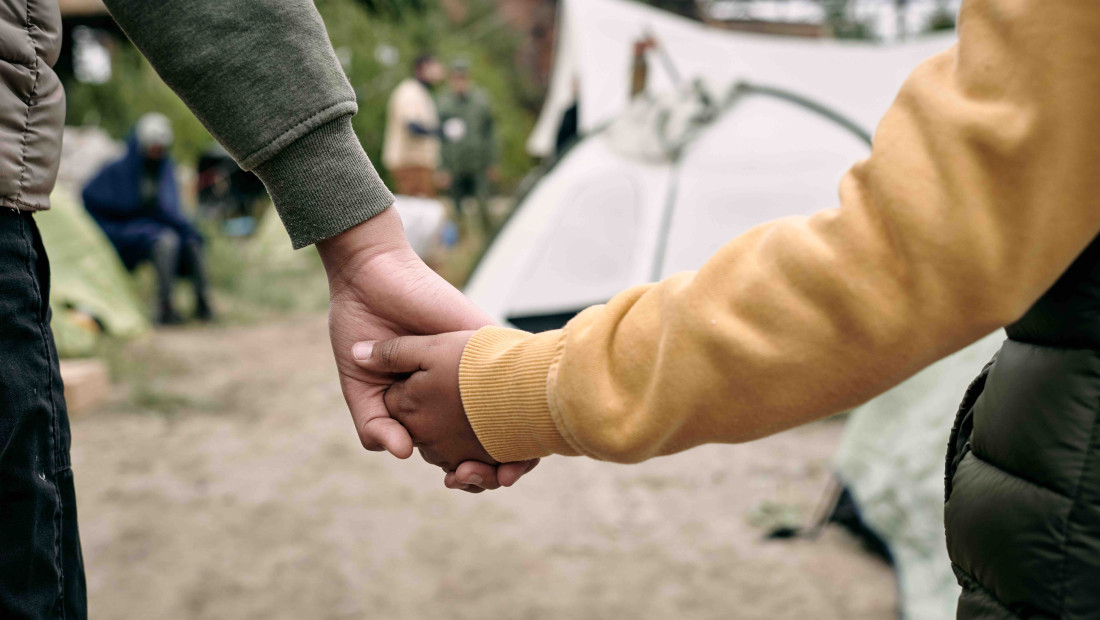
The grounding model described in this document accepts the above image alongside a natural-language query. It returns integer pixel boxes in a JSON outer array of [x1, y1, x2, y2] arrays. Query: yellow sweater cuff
[[459, 326, 578, 462]]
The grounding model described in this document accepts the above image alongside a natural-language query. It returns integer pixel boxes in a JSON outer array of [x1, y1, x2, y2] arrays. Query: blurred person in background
[[383, 53, 445, 197], [438, 59, 499, 235], [82, 113, 213, 325]]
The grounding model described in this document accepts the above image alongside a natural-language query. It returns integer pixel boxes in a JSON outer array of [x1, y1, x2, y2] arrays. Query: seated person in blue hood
[[83, 113, 213, 325]]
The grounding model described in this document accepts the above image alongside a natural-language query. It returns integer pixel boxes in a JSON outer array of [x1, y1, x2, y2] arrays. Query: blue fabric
[[82, 134, 201, 271]]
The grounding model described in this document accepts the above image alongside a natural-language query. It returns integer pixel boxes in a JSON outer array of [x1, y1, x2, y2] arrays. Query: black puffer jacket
[[0, 0, 64, 212], [946, 235, 1100, 619]]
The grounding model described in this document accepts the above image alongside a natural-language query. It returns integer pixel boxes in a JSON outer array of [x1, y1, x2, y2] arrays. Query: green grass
[[201, 217, 332, 323], [94, 334, 201, 416]]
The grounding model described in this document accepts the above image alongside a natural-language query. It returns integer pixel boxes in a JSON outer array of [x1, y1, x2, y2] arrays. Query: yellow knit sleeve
[[459, 0, 1100, 464], [459, 326, 576, 462]]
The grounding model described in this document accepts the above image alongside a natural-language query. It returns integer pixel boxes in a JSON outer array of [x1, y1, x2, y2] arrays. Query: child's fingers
[[383, 380, 413, 419], [498, 459, 540, 487], [444, 472, 486, 494], [382, 372, 432, 423], [454, 461, 502, 490], [352, 336, 435, 375]]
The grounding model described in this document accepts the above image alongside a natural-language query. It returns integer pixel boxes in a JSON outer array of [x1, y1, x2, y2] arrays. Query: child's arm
[[458, 0, 1100, 464], [362, 0, 1100, 469]]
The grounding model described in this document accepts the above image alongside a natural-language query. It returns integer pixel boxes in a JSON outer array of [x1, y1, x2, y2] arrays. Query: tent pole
[[735, 82, 874, 147]]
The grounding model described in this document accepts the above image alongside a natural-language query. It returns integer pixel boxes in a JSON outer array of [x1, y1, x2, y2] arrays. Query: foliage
[[925, 9, 956, 33], [64, 42, 214, 165], [353, 0, 432, 20], [201, 205, 332, 320], [64, 0, 537, 188], [822, 0, 877, 41], [317, 0, 536, 189]]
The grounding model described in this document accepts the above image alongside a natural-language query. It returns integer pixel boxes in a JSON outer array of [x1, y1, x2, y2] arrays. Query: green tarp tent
[[35, 188, 149, 357]]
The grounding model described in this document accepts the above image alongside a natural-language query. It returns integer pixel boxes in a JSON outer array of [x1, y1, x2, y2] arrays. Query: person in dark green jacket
[[438, 60, 499, 234]]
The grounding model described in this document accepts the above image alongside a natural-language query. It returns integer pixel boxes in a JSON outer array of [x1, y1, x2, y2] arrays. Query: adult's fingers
[[361, 417, 415, 459], [345, 381, 414, 458], [352, 336, 434, 375]]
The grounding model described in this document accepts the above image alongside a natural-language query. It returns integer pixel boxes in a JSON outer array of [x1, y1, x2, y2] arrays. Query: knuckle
[[398, 396, 419, 415], [378, 339, 402, 370]]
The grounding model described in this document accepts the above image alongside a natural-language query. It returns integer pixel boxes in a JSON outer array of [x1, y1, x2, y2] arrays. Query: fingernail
[[353, 342, 374, 360], [466, 474, 484, 488]]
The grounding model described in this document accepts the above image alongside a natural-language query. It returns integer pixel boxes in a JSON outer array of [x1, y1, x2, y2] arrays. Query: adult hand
[[316, 207, 537, 491]]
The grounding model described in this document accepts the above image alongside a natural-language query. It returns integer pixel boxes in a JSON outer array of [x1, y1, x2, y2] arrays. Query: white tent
[[834, 331, 1002, 620], [470, 0, 954, 329], [467, 2, 978, 619], [528, 0, 952, 157]]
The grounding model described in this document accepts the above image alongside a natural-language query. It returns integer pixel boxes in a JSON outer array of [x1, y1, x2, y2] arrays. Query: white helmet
[[135, 112, 174, 152]]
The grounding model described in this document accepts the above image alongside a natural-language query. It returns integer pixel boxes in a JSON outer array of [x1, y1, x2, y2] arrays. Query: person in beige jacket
[[383, 54, 445, 197]]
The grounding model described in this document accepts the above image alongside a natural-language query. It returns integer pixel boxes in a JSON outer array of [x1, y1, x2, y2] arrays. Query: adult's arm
[[102, 0, 394, 249], [457, 0, 1100, 463], [104, 1, 538, 489]]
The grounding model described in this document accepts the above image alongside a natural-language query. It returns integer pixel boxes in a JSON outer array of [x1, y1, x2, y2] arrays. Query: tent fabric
[[834, 332, 1004, 620], [486, 0, 957, 325], [528, 0, 954, 157], [469, 81, 870, 322], [35, 188, 150, 356]]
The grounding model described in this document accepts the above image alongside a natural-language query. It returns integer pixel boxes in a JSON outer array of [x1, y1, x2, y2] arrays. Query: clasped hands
[[317, 207, 536, 493]]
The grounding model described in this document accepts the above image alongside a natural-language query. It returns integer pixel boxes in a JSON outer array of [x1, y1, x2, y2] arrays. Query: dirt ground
[[72, 314, 896, 620]]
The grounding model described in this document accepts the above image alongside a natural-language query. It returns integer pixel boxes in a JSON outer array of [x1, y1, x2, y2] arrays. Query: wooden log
[[59, 359, 111, 418]]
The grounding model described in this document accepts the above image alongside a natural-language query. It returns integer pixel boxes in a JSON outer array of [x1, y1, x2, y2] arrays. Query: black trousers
[[449, 172, 491, 233], [0, 208, 87, 619]]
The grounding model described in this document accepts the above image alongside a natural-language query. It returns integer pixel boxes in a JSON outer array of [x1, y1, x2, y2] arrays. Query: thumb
[[352, 336, 433, 375]]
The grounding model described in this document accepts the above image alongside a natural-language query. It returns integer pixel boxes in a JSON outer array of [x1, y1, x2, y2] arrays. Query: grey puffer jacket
[[945, 234, 1100, 619], [0, 0, 64, 212]]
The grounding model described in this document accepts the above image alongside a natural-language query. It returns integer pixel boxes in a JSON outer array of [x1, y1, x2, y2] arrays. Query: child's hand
[[352, 331, 498, 479]]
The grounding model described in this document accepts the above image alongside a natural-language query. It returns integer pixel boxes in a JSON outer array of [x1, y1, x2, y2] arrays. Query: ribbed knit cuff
[[253, 116, 395, 249], [459, 326, 578, 462]]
